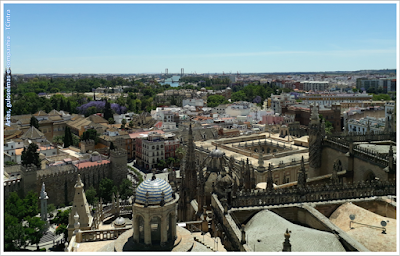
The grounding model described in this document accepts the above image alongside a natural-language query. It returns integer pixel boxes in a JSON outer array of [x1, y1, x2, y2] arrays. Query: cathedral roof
[[136, 177, 173, 205]]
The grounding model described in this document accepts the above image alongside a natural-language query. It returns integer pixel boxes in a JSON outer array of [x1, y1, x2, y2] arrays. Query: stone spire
[[366, 120, 371, 135], [282, 229, 292, 252], [68, 174, 93, 241], [266, 163, 274, 190], [308, 103, 322, 178], [297, 156, 307, 189], [257, 147, 266, 173], [388, 144, 394, 173], [390, 102, 396, 132], [184, 123, 197, 199], [331, 159, 341, 184], [310, 103, 320, 124], [384, 116, 390, 133], [39, 182, 49, 223], [343, 112, 349, 135]]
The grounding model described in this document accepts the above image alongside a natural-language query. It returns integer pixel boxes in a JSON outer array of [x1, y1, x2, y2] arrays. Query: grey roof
[[245, 210, 346, 252], [20, 126, 45, 140]]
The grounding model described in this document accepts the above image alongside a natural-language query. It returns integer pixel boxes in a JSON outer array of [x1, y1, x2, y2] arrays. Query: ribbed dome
[[136, 178, 173, 205], [210, 148, 225, 158], [114, 217, 126, 227]]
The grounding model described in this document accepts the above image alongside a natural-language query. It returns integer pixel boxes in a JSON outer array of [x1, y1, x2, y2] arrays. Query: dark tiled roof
[[20, 126, 45, 140]]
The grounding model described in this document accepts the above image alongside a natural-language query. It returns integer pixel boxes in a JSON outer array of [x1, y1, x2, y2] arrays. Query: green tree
[[63, 126, 73, 148], [25, 216, 46, 251], [129, 120, 134, 128], [85, 186, 97, 206], [231, 91, 247, 102], [119, 179, 133, 202], [30, 116, 39, 130], [207, 95, 229, 108], [52, 208, 71, 226], [98, 178, 117, 203], [52, 135, 64, 146], [21, 143, 40, 168], [372, 94, 391, 101], [4, 213, 27, 251], [47, 204, 56, 218], [121, 118, 127, 129], [175, 146, 186, 161], [108, 117, 115, 124], [166, 157, 176, 167], [103, 100, 113, 120], [157, 159, 167, 169], [55, 224, 68, 240], [81, 129, 99, 144]]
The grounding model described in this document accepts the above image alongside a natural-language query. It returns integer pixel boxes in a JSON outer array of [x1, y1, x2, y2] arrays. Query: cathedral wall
[[352, 157, 389, 182], [320, 147, 349, 177]]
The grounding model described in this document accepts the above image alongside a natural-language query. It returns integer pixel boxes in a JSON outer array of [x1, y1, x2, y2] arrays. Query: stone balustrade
[[231, 179, 396, 208], [78, 227, 131, 243]]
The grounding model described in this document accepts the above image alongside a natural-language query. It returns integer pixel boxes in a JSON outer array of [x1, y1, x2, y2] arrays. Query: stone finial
[[282, 228, 292, 252], [241, 224, 246, 244], [40, 182, 48, 199], [74, 212, 80, 230], [75, 174, 83, 188]]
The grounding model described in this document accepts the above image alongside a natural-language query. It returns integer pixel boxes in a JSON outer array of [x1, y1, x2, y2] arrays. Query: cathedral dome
[[210, 147, 225, 158], [136, 177, 173, 205]]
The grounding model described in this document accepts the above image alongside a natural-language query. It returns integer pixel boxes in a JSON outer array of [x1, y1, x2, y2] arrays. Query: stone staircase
[[192, 232, 226, 252]]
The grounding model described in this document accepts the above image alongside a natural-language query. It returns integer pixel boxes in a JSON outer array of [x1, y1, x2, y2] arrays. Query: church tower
[[178, 123, 197, 221], [308, 103, 323, 178]]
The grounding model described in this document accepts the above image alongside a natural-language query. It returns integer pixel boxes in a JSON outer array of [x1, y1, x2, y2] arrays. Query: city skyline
[[2, 2, 398, 74]]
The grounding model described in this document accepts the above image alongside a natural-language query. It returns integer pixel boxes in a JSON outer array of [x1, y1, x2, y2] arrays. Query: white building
[[113, 112, 135, 124], [4, 139, 25, 164], [385, 101, 395, 120], [270, 94, 296, 115], [225, 101, 254, 117], [139, 132, 165, 170], [182, 98, 204, 107], [348, 116, 385, 134], [301, 81, 330, 91], [213, 104, 229, 115], [298, 92, 372, 107], [104, 128, 120, 137]]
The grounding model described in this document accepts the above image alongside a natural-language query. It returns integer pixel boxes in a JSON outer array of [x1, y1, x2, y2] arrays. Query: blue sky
[[2, 3, 397, 74]]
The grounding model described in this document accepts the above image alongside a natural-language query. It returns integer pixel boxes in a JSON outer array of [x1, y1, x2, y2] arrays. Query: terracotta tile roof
[[154, 121, 163, 128], [75, 159, 110, 169], [15, 148, 24, 156]]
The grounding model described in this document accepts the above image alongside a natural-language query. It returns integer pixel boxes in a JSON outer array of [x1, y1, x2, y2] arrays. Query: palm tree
[[175, 146, 186, 161], [167, 157, 176, 168]]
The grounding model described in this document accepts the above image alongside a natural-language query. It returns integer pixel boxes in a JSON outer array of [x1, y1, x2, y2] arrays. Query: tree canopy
[[21, 143, 40, 168], [30, 116, 39, 130], [207, 95, 229, 108]]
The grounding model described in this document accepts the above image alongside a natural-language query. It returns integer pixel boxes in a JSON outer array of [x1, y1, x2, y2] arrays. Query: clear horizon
[[2, 2, 398, 74]]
